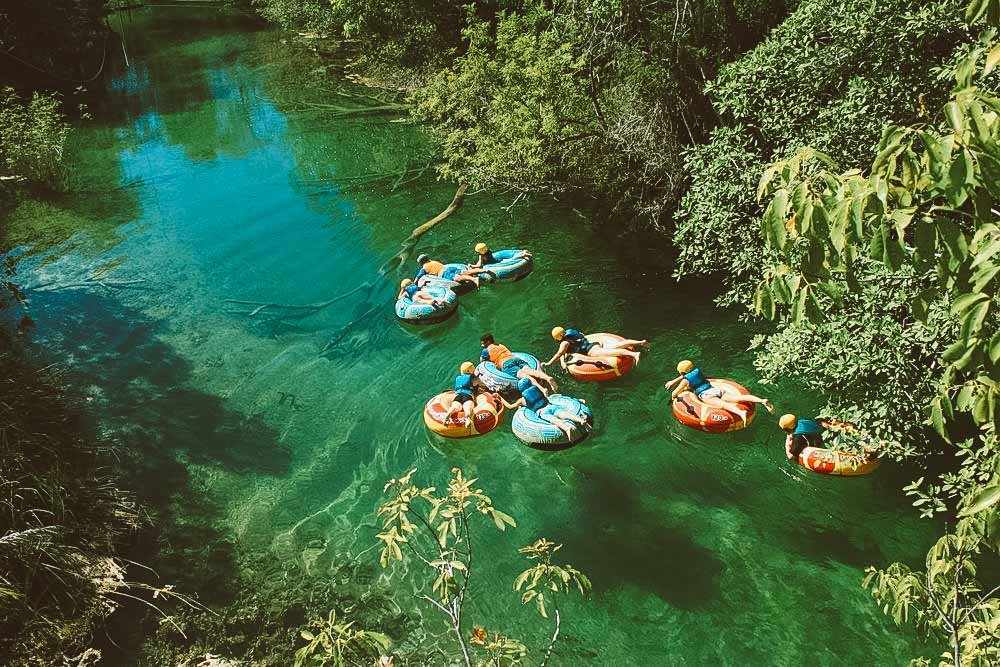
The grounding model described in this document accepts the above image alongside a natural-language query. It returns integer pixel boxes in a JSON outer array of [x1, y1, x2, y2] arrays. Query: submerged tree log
[[223, 183, 468, 322]]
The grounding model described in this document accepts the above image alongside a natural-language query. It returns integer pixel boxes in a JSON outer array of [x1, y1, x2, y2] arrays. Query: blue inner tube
[[420, 263, 475, 294], [512, 394, 593, 447], [475, 352, 540, 394], [395, 284, 458, 323], [481, 249, 533, 282]]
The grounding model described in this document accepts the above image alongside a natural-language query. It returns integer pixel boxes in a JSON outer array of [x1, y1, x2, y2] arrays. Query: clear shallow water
[[7, 8, 937, 665]]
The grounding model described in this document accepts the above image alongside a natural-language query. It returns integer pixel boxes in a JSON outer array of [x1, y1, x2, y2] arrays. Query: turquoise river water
[[4, 7, 939, 665]]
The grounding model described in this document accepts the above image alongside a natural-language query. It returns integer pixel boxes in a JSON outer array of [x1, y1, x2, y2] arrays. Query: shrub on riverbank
[[0, 344, 141, 666]]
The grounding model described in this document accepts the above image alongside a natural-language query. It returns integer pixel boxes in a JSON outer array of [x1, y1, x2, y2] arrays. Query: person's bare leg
[[541, 413, 576, 440], [722, 389, 774, 413], [607, 338, 649, 349], [701, 394, 748, 424], [556, 409, 591, 431], [587, 346, 641, 363], [522, 367, 556, 392]]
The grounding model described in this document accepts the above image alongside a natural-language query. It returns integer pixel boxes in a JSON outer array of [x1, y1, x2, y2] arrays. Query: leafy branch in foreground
[[371, 468, 589, 667], [864, 515, 1000, 667], [293, 609, 391, 667]]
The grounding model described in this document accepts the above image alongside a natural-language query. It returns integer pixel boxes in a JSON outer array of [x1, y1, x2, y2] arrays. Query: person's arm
[[664, 374, 684, 390], [470, 255, 483, 268], [543, 342, 570, 366], [501, 397, 525, 410], [670, 378, 689, 400], [785, 434, 797, 461]]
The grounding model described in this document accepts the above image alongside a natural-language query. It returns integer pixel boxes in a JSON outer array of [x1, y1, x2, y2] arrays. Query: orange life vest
[[423, 260, 445, 276], [486, 343, 513, 367]]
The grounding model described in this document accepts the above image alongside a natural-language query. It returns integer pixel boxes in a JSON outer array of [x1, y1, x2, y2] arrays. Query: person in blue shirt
[[469, 242, 530, 268], [447, 361, 490, 424], [544, 326, 648, 368], [779, 414, 831, 460], [664, 360, 774, 425], [397, 279, 445, 306], [501, 376, 590, 440]]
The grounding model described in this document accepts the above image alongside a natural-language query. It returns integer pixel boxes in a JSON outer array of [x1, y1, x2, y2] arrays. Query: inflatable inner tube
[[419, 263, 476, 294], [476, 352, 540, 396], [424, 391, 504, 439], [395, 284, 457, 324], [564, 333, 637, 382], [797, 447, 880, 476], [481, 249, 533, 282], [672, 378, 756, 433], [512, 394, 593, 448]]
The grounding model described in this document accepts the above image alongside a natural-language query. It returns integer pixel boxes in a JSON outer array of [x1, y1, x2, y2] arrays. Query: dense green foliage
[[0, 87, 69, 187], [0, 347, 140, 666]]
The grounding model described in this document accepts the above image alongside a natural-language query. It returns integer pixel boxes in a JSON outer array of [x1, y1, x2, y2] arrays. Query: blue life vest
[[794, 419, 824, 436], [517, 377, 548, 412], [404, 284, 419, 298], [563, 328, 589, 353], [414, 267, 427, 281], [454, 374, 474, 395], [684, 368, 712, 396], [480, 251, 498, 265]]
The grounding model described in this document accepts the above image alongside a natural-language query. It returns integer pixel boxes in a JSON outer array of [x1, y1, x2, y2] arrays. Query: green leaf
[[979, 153, 1000, 198], [300, 630, 315, 641], [960, 485, 1000, 516], [911, 287, 940, 322], [870, 224, 887, 262], [951, 292, 989, 316], [987, 42, 1000, 75], [938, 220, 969, 261], [930, 397, 950, 442], [972, 235, 1000, 268], [946, 101, 965, 135], [956, 52, 979, 88], [967, 0, 989, 23], [991, 329, 1000, 364], [763, 189, 789, 251]]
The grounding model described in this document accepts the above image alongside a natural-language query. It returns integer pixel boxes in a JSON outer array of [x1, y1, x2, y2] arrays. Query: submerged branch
[[224, 183, 468, 325]]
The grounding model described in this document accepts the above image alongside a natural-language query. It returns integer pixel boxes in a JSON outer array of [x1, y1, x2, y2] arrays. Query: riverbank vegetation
[[254, 0, 1000, 662]]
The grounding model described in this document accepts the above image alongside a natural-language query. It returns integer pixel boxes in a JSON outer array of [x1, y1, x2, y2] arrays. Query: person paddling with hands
[[447, 361, 491, 425], [480, 333, 557, 391], [469, 242, 531, 268], [415, 254, 489, 288], [501, 376, 590, 441], [664, 360, 774, 425], [544, 326, 647, 369]]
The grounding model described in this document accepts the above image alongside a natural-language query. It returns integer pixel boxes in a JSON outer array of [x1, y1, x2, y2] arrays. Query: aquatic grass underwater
[[7, 7, 938, 664]]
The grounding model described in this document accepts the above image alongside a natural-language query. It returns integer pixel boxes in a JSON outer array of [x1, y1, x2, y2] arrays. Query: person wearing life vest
[[664, 360, 774, 425], [480, 333, 557, 390], [779, 414, 831, 460], [414, 254, 488, 288], [397, 279, 445, 307], [501, 376, 590, 440], [469, 242, 530, 269], [544, 326, 648, 368], [447, 361, 491, 424]]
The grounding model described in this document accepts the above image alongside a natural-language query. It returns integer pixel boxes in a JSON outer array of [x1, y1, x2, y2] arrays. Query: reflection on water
[[6, 6, 937, 665]]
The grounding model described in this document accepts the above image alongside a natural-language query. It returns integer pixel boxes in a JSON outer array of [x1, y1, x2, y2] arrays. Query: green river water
[[5, 7, 940, 665]]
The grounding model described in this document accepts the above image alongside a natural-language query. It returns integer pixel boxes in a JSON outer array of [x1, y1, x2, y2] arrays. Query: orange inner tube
[[797, 446, 880, 476], [672, 379, 756, 433], [564, 333, 638, 382], [424, 391, 504, 438]]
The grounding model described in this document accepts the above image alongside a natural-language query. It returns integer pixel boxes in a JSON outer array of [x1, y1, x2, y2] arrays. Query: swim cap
[[460, 361, 475, 375], [779, 414, 797, 430], [551, 326, 565, 340], [416, 253, 429, 264], [475, 242, 488, 254], [400, 278, 412, 287], [676, 360, 694, 374]]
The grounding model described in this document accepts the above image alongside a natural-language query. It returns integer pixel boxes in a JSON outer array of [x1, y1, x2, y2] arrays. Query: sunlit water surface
[[6, 8, 937, 665]]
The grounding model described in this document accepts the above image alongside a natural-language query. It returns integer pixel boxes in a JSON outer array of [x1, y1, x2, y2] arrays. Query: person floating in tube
[[480, 333, 557, 391], [469, 242, 531, 268], [414, 254, 490, 288], [544, 326, 648, 369], [664, 360, 775, 425], [397, 278, 446, 307], [447, 361, 492, 425], [501, 376, 591, 441], [779, 414, 867, 460]]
